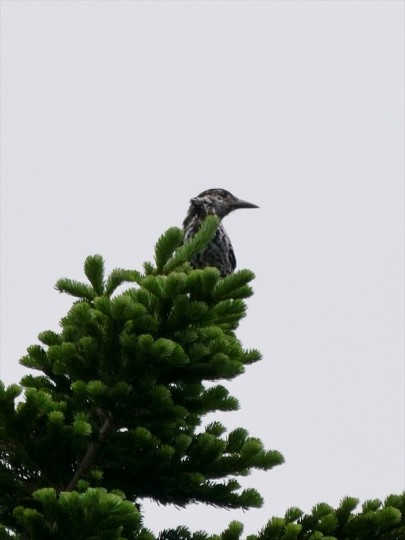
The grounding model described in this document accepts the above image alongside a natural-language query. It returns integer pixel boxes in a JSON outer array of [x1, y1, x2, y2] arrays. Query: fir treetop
[[0, 218, 403, 539]]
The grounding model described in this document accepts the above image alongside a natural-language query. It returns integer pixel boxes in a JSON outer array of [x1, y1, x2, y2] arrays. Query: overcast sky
[[1, 1, 404, 536]]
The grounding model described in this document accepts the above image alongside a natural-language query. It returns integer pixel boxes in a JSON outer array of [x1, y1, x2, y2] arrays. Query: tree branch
[[66, 411, 113, 492]]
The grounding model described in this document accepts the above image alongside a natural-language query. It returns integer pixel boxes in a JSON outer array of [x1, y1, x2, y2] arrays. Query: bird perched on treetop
[[183, 188, 258, 276]]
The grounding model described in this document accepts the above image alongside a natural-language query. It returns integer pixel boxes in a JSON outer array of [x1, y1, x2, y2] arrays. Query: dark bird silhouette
[[183, 188, 258, 276]]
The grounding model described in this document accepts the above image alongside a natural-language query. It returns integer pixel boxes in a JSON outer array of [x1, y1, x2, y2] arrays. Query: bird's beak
[[231, 198, 259, 210]]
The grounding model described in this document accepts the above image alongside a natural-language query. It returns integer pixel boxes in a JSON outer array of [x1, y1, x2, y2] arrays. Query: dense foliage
[[0, 217, 403, 539]]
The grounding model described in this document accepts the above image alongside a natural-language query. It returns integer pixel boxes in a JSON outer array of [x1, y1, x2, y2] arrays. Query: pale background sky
[[1, 0, 404, 536]]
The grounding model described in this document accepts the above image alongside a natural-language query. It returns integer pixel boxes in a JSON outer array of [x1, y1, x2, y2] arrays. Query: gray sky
[[1, 0, 404, 535]]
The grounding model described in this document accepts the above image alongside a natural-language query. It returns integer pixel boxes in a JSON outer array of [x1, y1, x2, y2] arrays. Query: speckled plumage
[[183, 188, 258, 276]]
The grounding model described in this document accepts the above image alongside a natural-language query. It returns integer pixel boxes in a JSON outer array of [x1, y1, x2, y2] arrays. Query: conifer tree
[[0, 216, 403, 539]]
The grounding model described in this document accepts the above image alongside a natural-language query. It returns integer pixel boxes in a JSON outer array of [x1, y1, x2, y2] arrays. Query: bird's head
[[189, 188, 258, 219]]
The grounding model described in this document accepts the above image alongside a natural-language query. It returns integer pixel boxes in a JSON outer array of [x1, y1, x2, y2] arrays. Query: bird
[[183, 188, 258, 276]]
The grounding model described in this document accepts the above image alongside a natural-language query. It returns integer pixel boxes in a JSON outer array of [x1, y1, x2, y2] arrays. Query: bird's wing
[[228, 243, 236, 272]]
